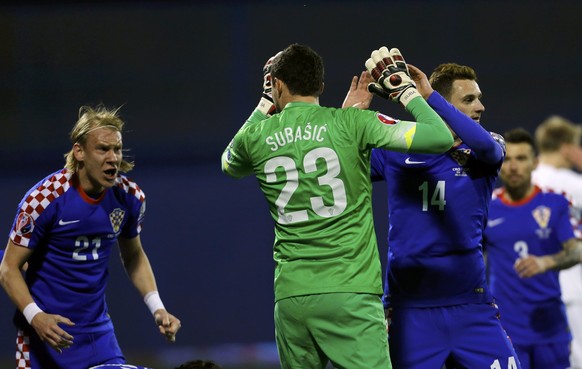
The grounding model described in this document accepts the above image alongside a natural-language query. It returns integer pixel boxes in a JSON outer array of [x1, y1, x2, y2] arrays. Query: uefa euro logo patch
[[225, 140, 234, 163], [15, 212, 34, 235], [138, 201, 146, 225], [376, 113, 398, 125], [109, 208, 125, 233]]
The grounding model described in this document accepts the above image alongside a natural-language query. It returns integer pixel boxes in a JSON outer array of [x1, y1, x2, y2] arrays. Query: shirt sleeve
[[426, 92, 504, 165], [559, 196, 582, 242], [221, 109, 266, 178], [10, 195, 50, 249], [370, 149, 386, 182], [120, 197, 146, 239], [405, 96, 455, 154], [354, 96, 453, 154]]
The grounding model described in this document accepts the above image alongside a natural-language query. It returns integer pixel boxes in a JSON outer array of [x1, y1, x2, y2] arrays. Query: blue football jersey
[[9, 169, 145, 333], [484, 186, 578, 344], [371, 141, 501, 307]]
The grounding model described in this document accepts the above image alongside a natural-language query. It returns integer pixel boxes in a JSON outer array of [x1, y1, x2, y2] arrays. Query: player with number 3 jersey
[[222, 44, 453, 369], [484, 128, 581, 369]]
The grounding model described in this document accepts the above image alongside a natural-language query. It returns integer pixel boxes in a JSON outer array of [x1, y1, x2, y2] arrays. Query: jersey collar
[[498, 185, 541, 206]]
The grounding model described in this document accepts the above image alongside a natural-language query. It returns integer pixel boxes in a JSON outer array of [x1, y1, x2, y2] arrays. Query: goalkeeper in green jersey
[[221, 43, 453, 369]]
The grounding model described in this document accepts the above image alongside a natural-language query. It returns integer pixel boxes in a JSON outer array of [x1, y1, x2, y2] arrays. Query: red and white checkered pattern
[[540, 187, 582, 239], [10, 169, 72, 247], [116, 175, 146, 233], [16, 329, 30, 369], [116, 175, 145, 202]]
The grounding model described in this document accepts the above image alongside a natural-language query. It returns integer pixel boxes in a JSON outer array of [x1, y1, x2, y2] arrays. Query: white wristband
[[400, 88, 422, 108], [256, 96, 275, 117], [23, 302, 43, 325], [144, 291, 165, 315]]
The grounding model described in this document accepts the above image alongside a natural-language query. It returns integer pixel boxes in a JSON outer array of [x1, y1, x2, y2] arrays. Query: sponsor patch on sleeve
[[15, 212, 34, 236], [376, 113, 399, 125], [490, 131, 506, 155]]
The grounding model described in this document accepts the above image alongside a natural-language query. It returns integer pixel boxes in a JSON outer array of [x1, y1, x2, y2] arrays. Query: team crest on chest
[[450, 148, 471, 177], [532, 205, 552, 239], [109, 208, 125, 233]]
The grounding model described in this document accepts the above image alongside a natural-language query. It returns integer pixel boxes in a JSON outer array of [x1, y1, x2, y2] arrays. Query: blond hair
[[64, 105, 134, 173], [535, 115, 582, 153]]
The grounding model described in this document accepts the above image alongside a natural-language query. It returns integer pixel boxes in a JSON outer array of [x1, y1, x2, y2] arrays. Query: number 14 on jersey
[[419, 180, 446, 211]]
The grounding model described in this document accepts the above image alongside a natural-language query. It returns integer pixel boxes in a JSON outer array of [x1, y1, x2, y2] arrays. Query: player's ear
[[273, 77, 283, 94], [72, 142, 84, 162]]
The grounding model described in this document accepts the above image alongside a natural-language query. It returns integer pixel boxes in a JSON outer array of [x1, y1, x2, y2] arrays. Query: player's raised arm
[[243, 51, 282, 127], [221, 52, 283, 178], [365, 46, 453, 153], [409, 63, 503, 165], [342, 71, 374, 109]]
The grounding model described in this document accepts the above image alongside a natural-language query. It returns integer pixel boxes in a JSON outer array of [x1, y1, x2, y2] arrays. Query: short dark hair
[[429, 63, 478, 100], [503, 127, 537, 155], [270, 43, 324, 97]]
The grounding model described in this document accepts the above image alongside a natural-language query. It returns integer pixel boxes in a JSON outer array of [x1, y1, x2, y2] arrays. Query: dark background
[[1, 1, 581, 368]]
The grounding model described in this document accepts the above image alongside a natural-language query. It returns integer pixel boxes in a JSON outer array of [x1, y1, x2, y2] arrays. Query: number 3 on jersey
[[264, 147, 347, 224], [419, 180, 446, 211]]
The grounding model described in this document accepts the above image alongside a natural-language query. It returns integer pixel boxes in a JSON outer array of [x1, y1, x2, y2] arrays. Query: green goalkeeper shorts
[[274, 292, 392, 369]]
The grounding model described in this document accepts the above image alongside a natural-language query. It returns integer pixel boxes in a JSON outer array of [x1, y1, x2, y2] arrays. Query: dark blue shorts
[[17, 326, 125, 369], [513, 341, 570, 369], [389, 303, 521, 369]]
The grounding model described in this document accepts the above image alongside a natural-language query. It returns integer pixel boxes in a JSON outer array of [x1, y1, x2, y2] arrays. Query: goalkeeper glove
[[365, 47, 421, 108], [256, 52, 281, 117]]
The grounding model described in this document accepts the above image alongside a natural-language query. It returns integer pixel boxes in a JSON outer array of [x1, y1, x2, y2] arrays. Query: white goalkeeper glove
[[365, 47, 421, 108], [256, 52, 281, 117]]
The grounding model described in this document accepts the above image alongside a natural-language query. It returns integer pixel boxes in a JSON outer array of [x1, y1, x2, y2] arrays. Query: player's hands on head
[[406, 64, 434, 100], [342, 71, 374, 109], [154, 309, 181, 343], [365, 47, 421, 107], [31, 312, 75, 353], [257, 51, 282, 117]]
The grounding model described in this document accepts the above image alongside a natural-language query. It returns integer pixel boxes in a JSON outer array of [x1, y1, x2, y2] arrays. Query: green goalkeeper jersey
[[222, 98, 452, 301]]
